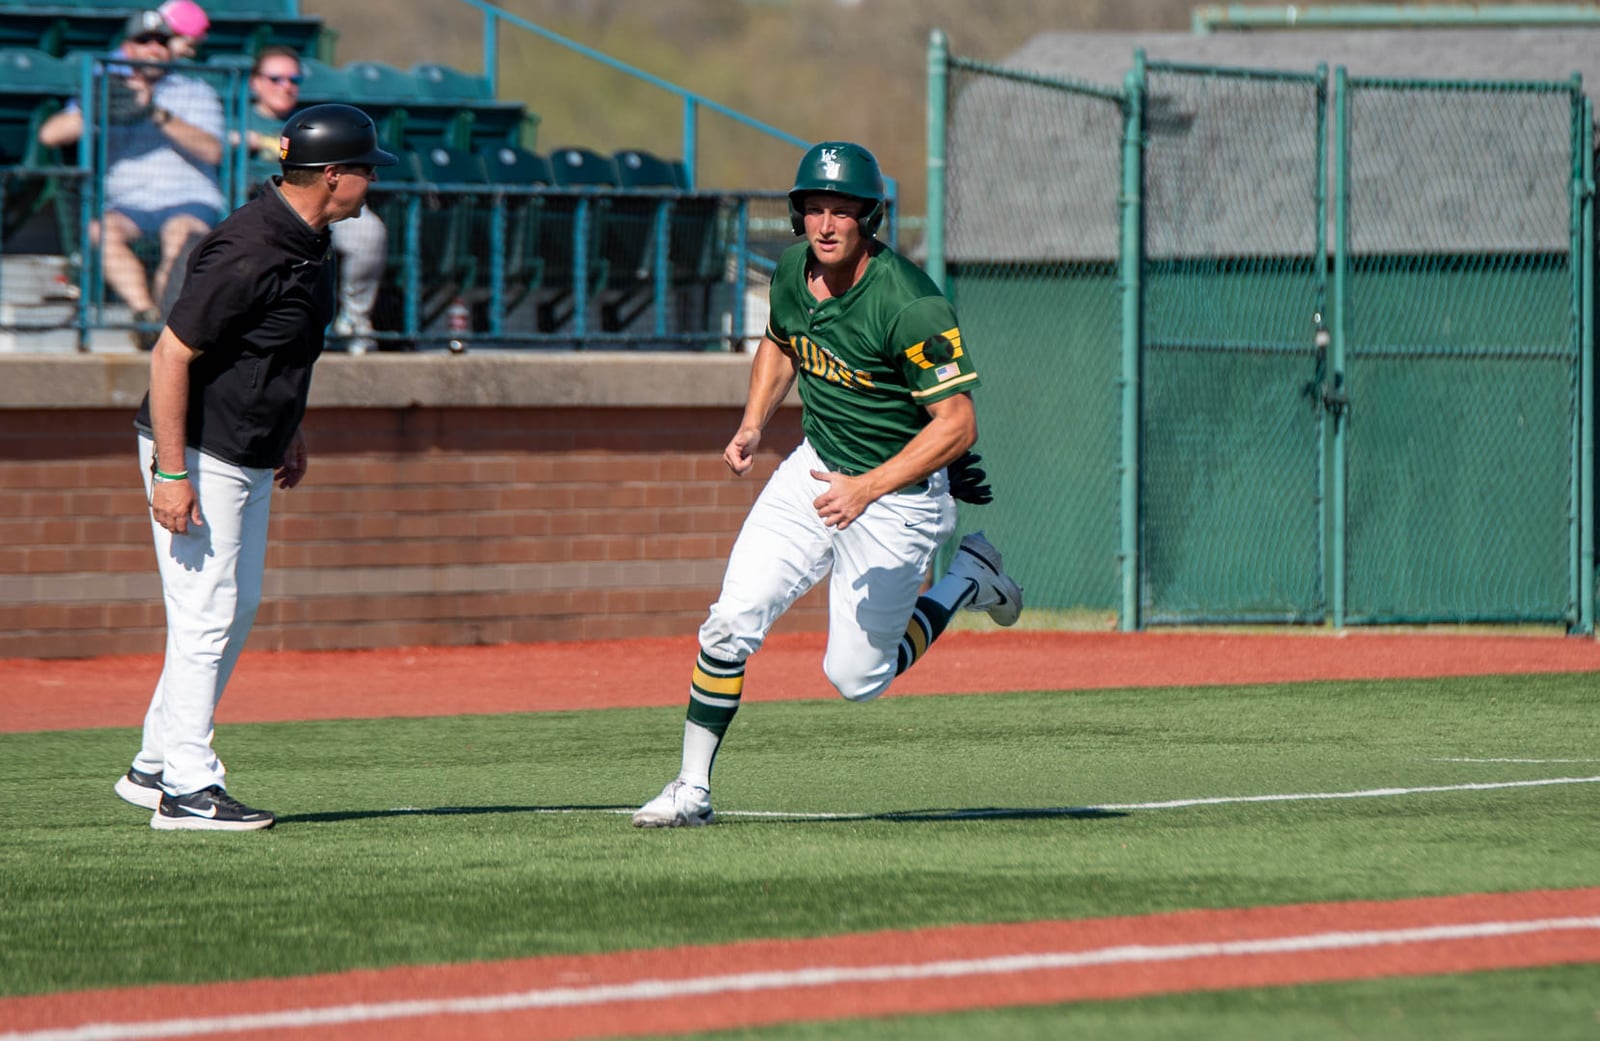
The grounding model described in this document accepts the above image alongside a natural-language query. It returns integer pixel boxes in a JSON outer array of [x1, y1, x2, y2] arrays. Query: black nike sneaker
[[114, 766, 164, 810], [151, 785, 276, 831]]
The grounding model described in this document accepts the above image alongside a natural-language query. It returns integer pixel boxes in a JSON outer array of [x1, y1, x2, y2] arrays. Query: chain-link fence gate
[[934, 40, 1127, 621], [1138, 60, 1330, 624], [1335, 73, 1591, 626], [928, 32, 1594, 633]]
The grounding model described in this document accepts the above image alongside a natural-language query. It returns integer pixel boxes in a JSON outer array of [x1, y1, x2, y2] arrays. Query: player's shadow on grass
[[803, 806, 1128, 824]]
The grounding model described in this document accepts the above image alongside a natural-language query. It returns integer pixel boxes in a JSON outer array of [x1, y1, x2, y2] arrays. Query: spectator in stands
[[157, 0, 210, 62], [36, 9, 224, 350], [242, 47, 389, 354]]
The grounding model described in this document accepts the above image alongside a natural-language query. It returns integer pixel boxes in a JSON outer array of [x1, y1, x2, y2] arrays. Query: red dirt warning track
[[2, 888, 1597, 1040], [8, 629, 1600, 733]]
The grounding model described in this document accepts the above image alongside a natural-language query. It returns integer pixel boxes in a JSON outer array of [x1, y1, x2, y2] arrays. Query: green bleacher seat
[[0, 47, 78, 96], [194, 16, 323, 60], [192, 0, 299, 14], [343, 60, 420, 99], [478, 144, 550, 315], [410, 64, 529, 152], [612, 148, 684, 190], [412, 62, 490, 101], [0, 48, 82, 243], [547, 145, 616, 186], [411, 145, 487, 304], [479, 143, 551, 186], [339, 61, 420, 153], [606, 149, 726, 331], [296, 55, 348, 103]]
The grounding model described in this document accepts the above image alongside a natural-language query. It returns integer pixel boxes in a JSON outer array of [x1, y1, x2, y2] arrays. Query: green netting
[[940, 61, 1126, 614], [1340, 79, 1582, 624], [1139, 64, 1328, 622]]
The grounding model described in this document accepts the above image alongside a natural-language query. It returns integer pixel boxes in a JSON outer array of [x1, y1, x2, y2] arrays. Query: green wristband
[[153, 468, 189, 482]]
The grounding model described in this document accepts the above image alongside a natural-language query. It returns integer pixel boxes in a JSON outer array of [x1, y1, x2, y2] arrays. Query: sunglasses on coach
[[259, 74, 303, 85]]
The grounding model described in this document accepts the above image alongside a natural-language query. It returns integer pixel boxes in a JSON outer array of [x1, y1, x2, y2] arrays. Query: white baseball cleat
[[632, 779, 714, 828], [948, 530, 1023, 626]]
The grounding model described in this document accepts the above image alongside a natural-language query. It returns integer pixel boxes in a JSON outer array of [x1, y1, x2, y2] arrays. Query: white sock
[[679, 720, 720, 790], [922, 572, 978, 614]]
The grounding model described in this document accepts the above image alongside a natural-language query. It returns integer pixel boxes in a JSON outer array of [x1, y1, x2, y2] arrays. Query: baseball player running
[[634, 141, 1022, 828]]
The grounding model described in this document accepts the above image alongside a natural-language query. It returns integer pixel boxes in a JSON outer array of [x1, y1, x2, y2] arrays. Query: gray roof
[[945, 29, 1592, 262]]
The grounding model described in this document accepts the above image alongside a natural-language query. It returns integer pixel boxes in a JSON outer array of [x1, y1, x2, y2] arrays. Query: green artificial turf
[[1, 671, 1596, 1040]]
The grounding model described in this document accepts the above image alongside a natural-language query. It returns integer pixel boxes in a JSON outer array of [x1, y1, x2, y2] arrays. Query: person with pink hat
[[158, 0, 210, 61]]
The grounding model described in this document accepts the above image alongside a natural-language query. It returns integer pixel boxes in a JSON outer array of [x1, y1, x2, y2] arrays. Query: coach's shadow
[[278, 804, 635, 824]]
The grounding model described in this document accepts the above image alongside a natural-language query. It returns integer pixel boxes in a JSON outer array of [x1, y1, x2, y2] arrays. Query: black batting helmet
[[278, 104, 397, 168]]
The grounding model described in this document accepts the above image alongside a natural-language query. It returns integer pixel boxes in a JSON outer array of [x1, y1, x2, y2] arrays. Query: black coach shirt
[[135, 180, 336, 469]]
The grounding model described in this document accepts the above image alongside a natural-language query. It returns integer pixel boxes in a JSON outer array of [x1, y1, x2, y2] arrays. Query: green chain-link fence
[[936, 50, 1126, 620], [929, 35, 1593, 632], [1337, 75, 1588, 625]]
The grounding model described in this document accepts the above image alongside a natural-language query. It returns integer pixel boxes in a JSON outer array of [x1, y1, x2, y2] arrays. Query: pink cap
[[158, 0, 209, 40]]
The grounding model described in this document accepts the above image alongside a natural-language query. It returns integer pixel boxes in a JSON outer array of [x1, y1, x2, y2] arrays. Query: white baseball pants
[[699, 438, 956, 702], [134, 435, 274, 795]]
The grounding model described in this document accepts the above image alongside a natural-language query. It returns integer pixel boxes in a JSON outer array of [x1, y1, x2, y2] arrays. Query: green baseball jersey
[[765, 240, 980, 475]]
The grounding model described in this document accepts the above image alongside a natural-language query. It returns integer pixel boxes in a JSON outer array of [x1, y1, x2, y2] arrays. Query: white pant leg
[[698, 440, 835, 664], [331, 207, 387, 332], [135, 436, 273, 795], [823, 468, 956, 702]]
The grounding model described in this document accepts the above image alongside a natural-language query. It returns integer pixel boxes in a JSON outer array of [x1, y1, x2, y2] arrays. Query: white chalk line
[[1436, 757, 1600, 764], [7, 916, 1599, 1041]]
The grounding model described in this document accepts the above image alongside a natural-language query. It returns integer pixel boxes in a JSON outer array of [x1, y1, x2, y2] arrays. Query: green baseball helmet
[[788, 141, 887, 239]]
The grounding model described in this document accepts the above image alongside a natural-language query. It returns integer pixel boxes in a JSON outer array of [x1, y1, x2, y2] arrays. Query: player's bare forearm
[[811, 393, 977, 530], [867, 392, 977, 495], [727, 337, 798, 475]]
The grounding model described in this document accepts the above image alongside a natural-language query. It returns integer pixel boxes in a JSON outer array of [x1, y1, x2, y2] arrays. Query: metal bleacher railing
[[0, 0, 872, 353]]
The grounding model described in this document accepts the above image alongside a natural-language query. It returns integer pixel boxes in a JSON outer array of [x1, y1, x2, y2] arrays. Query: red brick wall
[[0, 405, 821, 659]]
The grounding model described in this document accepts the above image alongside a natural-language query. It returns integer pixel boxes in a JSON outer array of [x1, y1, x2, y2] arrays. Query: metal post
[[404, 193, 421, 341], [488, 194, 506, 337], [572, 196, 590, 340], [925, 29, 948, 292], [731, 196, 749, 352], [1578, 95, 1594, 633], [483, 11, 498, 90], [1329, 67, 1350, 628], [681, 98, 698, 190], [653, 199, 671, 337], [1117, 52, 1146, 631]]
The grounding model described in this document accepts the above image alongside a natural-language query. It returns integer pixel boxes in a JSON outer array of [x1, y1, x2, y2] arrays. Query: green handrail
[[1193, 4, 1600, 34], [451, 0, 811, 188]]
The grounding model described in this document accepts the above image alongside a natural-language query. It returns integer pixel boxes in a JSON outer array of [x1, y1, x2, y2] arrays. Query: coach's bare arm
[[146, 329, 205, 534]]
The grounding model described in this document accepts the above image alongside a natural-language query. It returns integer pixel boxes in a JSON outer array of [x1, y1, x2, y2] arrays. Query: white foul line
[[1436, 757, 1600, 764], [716, 775, 1600, 820], [6, 916, 1599, 1041]]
